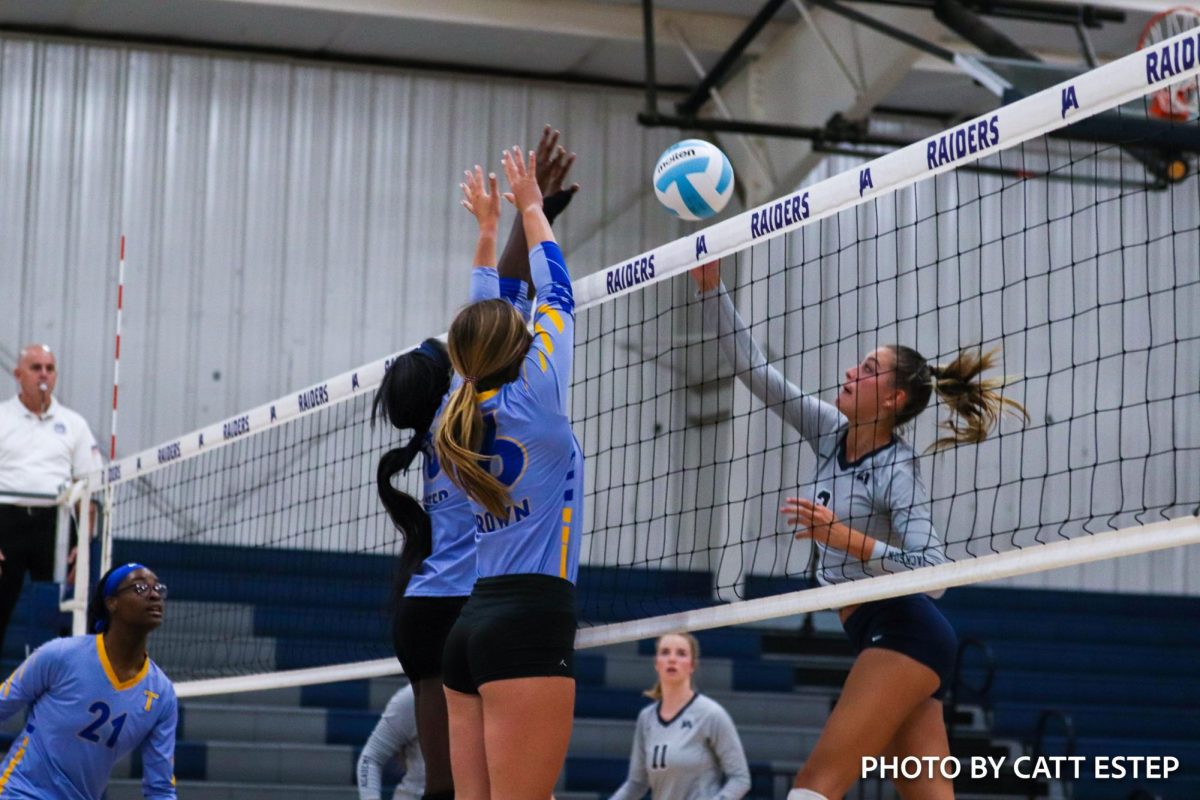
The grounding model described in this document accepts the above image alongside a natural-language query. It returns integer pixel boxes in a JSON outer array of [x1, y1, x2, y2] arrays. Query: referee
[[0, 344, 102, 652]]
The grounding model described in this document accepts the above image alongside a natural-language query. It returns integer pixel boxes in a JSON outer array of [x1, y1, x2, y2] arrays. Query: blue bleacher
[[1, 582, 69, 663]]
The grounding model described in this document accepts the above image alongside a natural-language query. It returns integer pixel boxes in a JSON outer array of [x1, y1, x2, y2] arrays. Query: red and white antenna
[[110, 235, 126, 461], [1139, 7, 1200, 122]]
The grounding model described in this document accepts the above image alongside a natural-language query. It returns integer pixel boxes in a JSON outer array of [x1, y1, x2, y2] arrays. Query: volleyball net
[[93, 32, 1200, 694]]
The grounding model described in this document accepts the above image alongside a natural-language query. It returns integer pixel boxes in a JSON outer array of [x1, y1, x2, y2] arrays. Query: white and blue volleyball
[[653, 139, 735, 221]]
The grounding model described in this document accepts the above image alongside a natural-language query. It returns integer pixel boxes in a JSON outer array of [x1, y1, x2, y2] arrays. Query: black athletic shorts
[[392, 595, 469, 682], [441, 574, 577, 694], [842, 594, 958, 699]]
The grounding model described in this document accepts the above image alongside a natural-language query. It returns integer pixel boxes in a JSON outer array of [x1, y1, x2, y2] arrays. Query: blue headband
[[416, 340, 446, 364], [95, 562, 148, 633], [104, 562, 148, 599]]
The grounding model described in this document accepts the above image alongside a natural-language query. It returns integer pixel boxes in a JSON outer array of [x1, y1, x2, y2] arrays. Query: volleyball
[[653, 139, 735, 221]]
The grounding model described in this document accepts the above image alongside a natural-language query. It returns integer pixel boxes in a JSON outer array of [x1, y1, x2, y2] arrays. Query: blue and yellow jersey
[[406, 430, 478, 598], [0, 635, 177, 799], [471, 242, 584, 582], [471, 266, 533, 322], [406, 267, 532, 598]]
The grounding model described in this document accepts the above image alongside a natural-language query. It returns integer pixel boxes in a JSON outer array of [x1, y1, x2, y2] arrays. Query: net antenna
[[99, 235, 127, 577], [1140, 7, 1200, 122], [91, 32, 1200, 697]]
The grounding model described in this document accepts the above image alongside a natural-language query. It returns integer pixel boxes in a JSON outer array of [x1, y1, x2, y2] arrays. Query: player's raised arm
[[502, 145, 553, 247], [501, 145, 575, 409], [462, 164, 503, 304], [495, 125, 578, 319], [691, 260, 843, 454]]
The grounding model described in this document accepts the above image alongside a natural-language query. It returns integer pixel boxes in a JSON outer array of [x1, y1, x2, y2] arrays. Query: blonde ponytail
[[891, 345, 1028, 452], [434, 300, 532, 518]]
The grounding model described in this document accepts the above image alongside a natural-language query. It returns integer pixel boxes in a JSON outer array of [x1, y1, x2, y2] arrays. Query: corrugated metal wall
[[0, 32, 685, 450], [3, 33, 1196, 596]]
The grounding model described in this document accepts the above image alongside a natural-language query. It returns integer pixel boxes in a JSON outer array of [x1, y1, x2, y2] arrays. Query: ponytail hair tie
[[463, 375, 478, 385]]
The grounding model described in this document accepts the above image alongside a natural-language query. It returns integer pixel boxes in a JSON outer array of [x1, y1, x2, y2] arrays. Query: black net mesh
[[109, 98, 1199, 682]]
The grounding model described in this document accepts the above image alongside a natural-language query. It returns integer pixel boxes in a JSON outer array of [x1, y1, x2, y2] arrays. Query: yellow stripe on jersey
[[538, 352, 548, 372], [476, 388, 499, 403], [2, 653, 36, 700], [534, 325, 554, 354], [559, 507, 573, 578], [0, 734, 30, 791], [96, 634, 150, 692], [537, 305, 565, 333]]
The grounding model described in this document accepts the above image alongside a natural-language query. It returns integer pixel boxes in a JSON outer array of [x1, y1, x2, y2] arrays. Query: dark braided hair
[[372, 339, 453, 595], [890, 345, 1028, 452]]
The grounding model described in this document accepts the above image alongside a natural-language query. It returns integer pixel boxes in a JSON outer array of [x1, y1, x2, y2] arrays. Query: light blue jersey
[[405, 268, 531, 597], [0, 635, 177, 799], [471, 242, 584, 582], [405, 431, 477, 597], [471, 267, 533, 321]]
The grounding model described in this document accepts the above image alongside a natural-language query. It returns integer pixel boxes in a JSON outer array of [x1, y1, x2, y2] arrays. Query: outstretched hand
[[502, 145, 544, 213], [460, 165, 501, 229], [782, 498, 838, 542], [689, 260, 721, 293], [534, 125, 580, 197]]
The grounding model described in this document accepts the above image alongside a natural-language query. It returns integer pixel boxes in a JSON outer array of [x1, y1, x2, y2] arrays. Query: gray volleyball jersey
[[701, 285, 946, 585], [357, 684, 424, 800], [610, 693, 751, 800]]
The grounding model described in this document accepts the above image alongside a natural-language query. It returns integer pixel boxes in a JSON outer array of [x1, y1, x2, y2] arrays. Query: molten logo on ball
[[654, 139, 735, 221]]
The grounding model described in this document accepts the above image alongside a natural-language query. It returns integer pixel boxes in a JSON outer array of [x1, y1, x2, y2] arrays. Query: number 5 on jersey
[[480, 412, 527, 487]]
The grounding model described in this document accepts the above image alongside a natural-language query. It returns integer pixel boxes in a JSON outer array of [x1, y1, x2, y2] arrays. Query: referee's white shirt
[[0, 395, 102, 506]]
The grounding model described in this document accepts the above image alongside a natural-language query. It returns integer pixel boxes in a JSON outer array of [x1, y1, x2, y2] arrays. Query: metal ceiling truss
[[637, 0, 1197, 183]]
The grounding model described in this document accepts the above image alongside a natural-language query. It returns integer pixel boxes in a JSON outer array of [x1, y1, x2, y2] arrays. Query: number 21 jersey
[[0, 634, 177, 799]]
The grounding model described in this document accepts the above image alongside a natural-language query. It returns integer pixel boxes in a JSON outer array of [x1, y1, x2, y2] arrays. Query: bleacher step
[[135, 740, 356, 786], [107, 779, 359, 799]]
